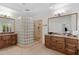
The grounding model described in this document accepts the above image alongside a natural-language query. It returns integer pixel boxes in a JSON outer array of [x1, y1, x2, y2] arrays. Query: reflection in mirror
[[0, 18, 15, 33], [48, 13, 77, 35]]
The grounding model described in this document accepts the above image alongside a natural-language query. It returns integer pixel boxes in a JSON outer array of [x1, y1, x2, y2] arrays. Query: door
[[34, 20, 43, 41]]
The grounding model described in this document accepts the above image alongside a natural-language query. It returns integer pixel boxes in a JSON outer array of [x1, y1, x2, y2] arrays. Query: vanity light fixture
[[54, 9, 66, 16]]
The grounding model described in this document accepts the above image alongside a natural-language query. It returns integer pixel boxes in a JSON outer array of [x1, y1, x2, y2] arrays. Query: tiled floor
[[0, 42, 64, 55]]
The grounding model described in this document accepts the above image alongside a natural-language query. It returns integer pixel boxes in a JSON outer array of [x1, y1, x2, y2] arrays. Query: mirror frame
[[48, 13, 78, 33]]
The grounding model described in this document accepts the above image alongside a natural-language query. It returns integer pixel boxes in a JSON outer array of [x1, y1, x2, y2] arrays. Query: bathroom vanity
[[45, 34, 79, 55], [0, 33, 17, 49], [46, 13, 79, 55]]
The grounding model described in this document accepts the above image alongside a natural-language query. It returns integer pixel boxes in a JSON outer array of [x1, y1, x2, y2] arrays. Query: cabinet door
[[65, 44, 77, 54], [2, 35, 11, 47], [11, 34, 17, 45], [65, 48, 76, 55], [65, 38, 78, 55], [78, 40, 79, 54], [66, 38, 77, 45], [51, 36, 57, 50], [45, 35, 51, 49], [0, 36, 5, 48], [56, 37, 65, 52]]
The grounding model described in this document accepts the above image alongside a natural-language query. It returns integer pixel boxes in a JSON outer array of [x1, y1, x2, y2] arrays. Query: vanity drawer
[[45, 37, 51, 49], [2, 35, 11, 40], [56, 43, 65, 49], [0, 36, 5, 48], [45, 38, 50, 44], [45, 35, 50, 39], [51, 44, 56, 50], [77, 40, 79, 49], [0, 36, 2, 39], [65, 48, 76, 55], [51, 38, 56, 42], [66, 38, 78, 44], [57, 48, 65, 52], [66, 43, 77, 47], [57, 40, 65, 44], [45, 42, 51, 48], [66, 43, 77, 50], [55, 37, 65, 42], [56, 42, 65, 52], [78, 49, 79, 55]]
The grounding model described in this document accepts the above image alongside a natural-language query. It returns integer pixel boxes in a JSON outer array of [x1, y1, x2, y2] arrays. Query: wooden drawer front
[[45, 39, 51, 49], [7, 34, 17, 45], [45, 38, 50, 43], [66, 43, 77, 50], [78, 50, 79, 55], [51, 37, 56, 49], [65, 48, 76, 55], [0, 36, 2, 39], [51, 43, 56, 46], [11, 35, 17, 40], [55, 37, 64, 42], [57, 40, 65, 44], [57, 43, 65, 49], [66, 38, 77, 44], [56, 43, 65, 52], [45, 35, 50, 39], [45, 42, 50, 47], [78, 40, 79, 49], [51, 38, 56, 43], [0, 40, 5, 48], [3, 35, 11, 40], [51, 41, 56, 50], [51, 42, 56, 46], [57, 48, 64, 52], [45, 42, 51, 49], [2, 35, 11, 46], [45, 36, 50, 46]]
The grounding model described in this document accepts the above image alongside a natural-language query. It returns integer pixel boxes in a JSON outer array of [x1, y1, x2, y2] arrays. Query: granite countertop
[[46, 34, 79, 40]]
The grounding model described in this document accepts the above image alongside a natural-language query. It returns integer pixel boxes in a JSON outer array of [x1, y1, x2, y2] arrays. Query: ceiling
[[0, 3, 55, 17], [0, 3, 79, 18]]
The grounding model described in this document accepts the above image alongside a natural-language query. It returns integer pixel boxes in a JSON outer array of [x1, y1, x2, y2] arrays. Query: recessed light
[[24, 9, 32, 12], [25, 9, 31, 11]]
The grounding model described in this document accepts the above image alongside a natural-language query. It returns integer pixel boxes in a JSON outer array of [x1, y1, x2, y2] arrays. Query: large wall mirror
[[0, 18, 15, 33], [48, 13, 78, 34]]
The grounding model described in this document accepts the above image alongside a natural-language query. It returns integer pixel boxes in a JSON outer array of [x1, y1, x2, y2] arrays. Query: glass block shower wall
[[15, 16, 34, 46]]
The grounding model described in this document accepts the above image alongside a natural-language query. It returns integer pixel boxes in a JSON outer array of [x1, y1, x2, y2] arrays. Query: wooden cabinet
[[51, 36, 65, 52], [78, 40, 79, 55], [11, 34, 17, 45], [45, 35, 65, 53], [2, 35, 12, 47], [0, 33, 17, 49], [51, 36, 57, 50], [56, 37, 65, 52], [45, 35, 51, 49], [65, 38, 78, 55], [45, 35, 78, 55], [0, 36, 5, 48]]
